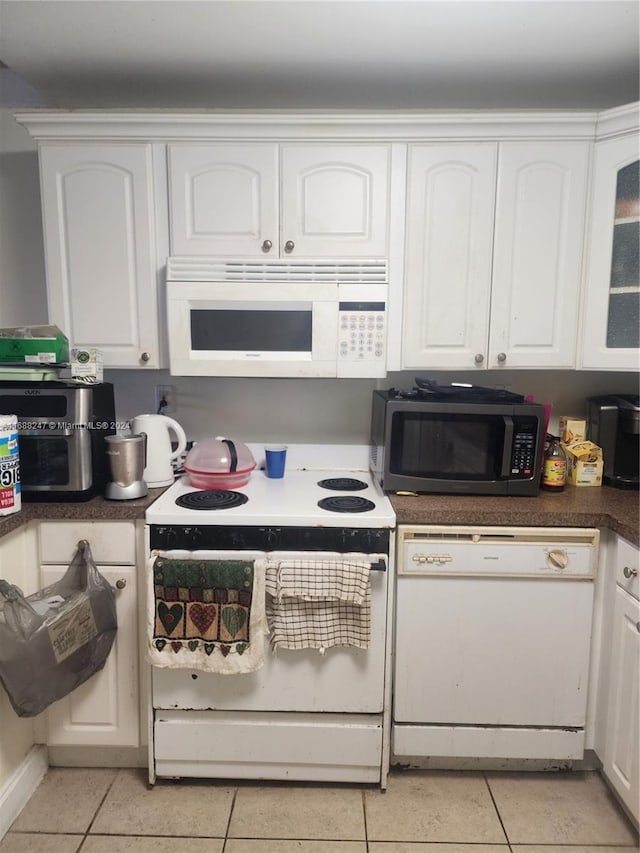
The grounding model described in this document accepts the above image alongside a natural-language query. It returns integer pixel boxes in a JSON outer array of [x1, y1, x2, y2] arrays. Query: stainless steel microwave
[[166, 256, 388, 378], [370, 385, 545, 496], [0, 381, 116, 501]]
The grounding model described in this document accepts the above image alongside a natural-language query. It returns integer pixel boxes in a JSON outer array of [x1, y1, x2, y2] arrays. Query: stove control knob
[[337, 529, 350, 550], [189, 528, 203, 549], [265, 529, 279, 549], [165, 527, 177, 549]]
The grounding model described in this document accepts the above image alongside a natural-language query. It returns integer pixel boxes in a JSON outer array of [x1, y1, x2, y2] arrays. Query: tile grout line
[[483, 771, 512, 846], [362, 787, 370, 852], [221, 785, 239, 850], [76, 767, 122, 852]]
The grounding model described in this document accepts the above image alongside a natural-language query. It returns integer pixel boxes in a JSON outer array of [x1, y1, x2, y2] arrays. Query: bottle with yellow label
[[542, 435, 567, 491]]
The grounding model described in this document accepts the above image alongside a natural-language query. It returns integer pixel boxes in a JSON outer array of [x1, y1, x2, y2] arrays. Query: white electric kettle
[[130, 414, 187, 488]]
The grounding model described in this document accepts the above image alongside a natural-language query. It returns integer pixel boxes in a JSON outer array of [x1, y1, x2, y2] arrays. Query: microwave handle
[[501, 416, 514, 478]]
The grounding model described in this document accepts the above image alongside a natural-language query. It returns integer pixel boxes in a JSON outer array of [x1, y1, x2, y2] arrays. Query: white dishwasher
[[393, 525, 599, 762]]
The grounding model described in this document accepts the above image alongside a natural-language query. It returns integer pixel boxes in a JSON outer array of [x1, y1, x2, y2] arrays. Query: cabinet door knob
[[623, 565, 638, 578], [474, 353, 484, 364], [115, 578, 127, 589], [261, 239, 273, 253], [497, 352, 507, 363], [284, 240, 295, 253], [140, 352, 150, 363]]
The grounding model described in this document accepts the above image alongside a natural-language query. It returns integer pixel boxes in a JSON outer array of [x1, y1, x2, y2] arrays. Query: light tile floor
[[1, 767, 637, 853]]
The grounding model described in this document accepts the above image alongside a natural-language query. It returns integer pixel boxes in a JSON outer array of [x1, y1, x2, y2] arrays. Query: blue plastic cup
[[265, 445, 287, 478]]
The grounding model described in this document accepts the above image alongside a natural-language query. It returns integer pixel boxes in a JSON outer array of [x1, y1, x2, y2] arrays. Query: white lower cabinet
[[599, 535, 640, 823], [37, 522, 140, 748]]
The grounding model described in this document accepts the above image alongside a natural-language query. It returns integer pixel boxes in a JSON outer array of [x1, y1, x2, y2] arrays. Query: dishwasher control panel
[[399, 525, 598, 577]]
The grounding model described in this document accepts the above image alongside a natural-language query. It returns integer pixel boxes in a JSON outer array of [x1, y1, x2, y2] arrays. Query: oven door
[[152, 550, 388, 714], [166, 281, 339, 377]]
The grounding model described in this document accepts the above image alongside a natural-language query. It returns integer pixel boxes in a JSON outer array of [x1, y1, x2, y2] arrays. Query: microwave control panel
[[337, 295, 387, 378], [510, 423, 538, 478]]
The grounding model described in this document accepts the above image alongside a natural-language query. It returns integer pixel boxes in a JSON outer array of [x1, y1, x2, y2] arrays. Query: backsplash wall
[[106, 368, 640, 444]]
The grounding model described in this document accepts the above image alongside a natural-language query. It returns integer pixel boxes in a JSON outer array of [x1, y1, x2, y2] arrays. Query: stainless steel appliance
[[370, 381, 545, 496], [587, 394, 640, 489], [145, 445, 395, 786], [165, 256, 388, 378], [104, 434, 148, 500], [393, 525, 599, 763], [0, 381, 116, 501]]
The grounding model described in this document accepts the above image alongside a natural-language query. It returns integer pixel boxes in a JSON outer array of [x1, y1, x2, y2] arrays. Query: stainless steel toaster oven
[[0, 381, 116, 501]]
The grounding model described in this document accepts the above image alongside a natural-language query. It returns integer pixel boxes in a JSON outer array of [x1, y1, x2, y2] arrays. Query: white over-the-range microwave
[[166, 257, 388, 378]]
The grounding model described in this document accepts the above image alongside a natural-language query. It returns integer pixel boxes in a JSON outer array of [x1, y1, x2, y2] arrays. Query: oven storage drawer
[[154, 709, 383, 783]]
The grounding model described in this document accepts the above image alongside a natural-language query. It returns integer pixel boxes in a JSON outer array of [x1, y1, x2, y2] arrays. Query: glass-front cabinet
[[581, 108, 640, 370]]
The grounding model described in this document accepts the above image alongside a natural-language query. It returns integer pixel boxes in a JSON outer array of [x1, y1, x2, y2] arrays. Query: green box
[[0, 326, 70, 364]]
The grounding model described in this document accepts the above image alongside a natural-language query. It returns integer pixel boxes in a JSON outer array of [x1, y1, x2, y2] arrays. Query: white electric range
[[145, 445, 396, 787]]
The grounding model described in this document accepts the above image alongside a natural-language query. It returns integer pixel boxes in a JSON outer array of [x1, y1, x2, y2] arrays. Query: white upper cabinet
[[168, 143, 390, 258], [490, 141, 590, 368], [581, 107, 640, 370], [39, 144, 166, 368], [168, 144, 278, 257], [402, 144, 497, 369], [402, 140, 590, 370]]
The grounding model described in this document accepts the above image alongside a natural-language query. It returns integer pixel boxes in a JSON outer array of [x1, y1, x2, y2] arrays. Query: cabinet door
[[39, 144, 163, 368], [42, 563, 139, 747], [582, 133, 640, 369], [402, 144, 496, 369], [168, 144, 278, 256], [490, 142, 590, 368], [280, 144, 390, 257], [603, 585, 640, 822]]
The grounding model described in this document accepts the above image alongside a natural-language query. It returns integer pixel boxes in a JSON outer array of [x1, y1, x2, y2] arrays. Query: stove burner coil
[[175, 490, 249, 510], [317, 477, 368, 491], [317, 496, 376, 513]]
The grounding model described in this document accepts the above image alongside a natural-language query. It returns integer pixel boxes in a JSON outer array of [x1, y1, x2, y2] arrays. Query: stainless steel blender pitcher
[[104, 434, 148, 500]]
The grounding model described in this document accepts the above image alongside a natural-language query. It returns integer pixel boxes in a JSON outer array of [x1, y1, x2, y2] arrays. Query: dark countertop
[[389, 485, 640, 546], [0, 489, 166, 540], [0, 485, 638, 546]]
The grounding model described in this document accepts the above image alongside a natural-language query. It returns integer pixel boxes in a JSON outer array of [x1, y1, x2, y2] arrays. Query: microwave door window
[[391, 413, 503, 480], [190, 306, 313, 353], [19, 436, 70, 486]]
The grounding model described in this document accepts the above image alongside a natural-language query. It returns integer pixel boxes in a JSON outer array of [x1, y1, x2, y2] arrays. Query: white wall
[[106, 367, 639, 445], [0, 107, 48, 327]]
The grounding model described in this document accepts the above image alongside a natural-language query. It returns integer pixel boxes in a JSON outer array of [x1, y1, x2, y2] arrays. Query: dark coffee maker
[[587, 394, 639, 489]]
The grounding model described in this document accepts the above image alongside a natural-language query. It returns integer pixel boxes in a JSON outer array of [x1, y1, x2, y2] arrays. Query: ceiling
[[1, 0, 638, 111]]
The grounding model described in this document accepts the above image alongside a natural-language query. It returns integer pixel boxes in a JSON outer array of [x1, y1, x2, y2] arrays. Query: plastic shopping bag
[[0, 539, 117, 717]]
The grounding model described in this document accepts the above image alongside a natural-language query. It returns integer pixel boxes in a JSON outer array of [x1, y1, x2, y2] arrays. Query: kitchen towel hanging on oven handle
[[264, 557, 374, 653], [147, 551, 267, 674]]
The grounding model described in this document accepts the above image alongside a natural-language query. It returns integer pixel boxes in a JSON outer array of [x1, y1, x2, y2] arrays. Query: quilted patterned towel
[[264, 559, 371, 652], [147, 551, 267, 674]]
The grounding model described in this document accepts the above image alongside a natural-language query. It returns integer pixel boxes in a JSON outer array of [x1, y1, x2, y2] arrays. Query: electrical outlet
[[155, 384, 174, 414]]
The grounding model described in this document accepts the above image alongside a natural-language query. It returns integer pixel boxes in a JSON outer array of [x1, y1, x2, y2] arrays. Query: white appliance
[[393, 525, 599, 763], [145, 445, 396, 786], [131, 413, 187, 488], [165, 256, 388, 377]]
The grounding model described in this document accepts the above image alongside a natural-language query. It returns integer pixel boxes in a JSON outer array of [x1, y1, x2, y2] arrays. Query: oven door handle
[[370, 559, 387, 572]]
